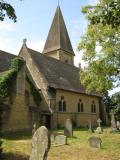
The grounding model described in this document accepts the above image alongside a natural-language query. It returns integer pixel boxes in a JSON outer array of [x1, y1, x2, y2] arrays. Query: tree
[[0, 0, 17, 22], [78, 0, 120, 94], [102, 91, 120, 121], [103, 92, 113, 114], [111, 92, 120, 121], [82, 0, 120, 28]]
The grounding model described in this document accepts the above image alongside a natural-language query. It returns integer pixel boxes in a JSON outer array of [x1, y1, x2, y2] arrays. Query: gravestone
[[110, 110, 117, 132], [95, 118, 103, 134], [88, 120, 93, 133], [88, 136, 102, 149], [53, 131, 64, 140], [64, 119, 73, 137], [97, 118, 102, 127], [50, 135, 55, 142], [32, 123, 37, 135], [29, 126, 51, 160], [55, 135, 67, 145], [116, 121, 120, 130]]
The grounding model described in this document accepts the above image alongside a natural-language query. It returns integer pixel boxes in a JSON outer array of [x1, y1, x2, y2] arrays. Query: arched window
[[58, 96, 66, 112], [91, 101, 96, 113], [63, 101, 66, 112], [78, 99, 84, 112], [59, 101, 62, 111], [81, 103, 84, 112]]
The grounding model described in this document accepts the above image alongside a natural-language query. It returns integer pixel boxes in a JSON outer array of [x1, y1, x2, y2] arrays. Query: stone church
[[0, 6, 103, 132]]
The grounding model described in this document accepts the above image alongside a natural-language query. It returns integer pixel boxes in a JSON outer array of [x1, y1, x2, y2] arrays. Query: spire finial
[[23, 38, 27, 44], [58, 0, 60, 6]]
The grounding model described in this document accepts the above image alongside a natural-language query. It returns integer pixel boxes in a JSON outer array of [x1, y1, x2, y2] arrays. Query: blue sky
[[0, 0, 98, 67]]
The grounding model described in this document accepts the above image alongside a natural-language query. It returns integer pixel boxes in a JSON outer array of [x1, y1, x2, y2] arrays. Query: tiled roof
[[0, 48, 101, 97], [28, 48, 101, 97], [0, 50, 16, 72]]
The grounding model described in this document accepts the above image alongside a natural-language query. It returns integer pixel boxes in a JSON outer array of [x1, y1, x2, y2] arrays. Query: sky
[[0, 0, 119, 95]]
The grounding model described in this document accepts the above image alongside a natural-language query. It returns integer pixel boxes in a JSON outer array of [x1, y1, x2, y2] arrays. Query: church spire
[[58, 0, 59, 6], [43, 6, 74, 56]]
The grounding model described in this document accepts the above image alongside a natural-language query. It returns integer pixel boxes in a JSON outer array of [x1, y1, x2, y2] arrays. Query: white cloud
[[0, 38, 45, 55], [86, 0, 99, 5], [27, 40, 45, 52], [0, 22, 15, 31], [0, 37, 15, 53], [74, 51, 85, 68], [72, 44, 85, 68], [109, 87, 120, 96]]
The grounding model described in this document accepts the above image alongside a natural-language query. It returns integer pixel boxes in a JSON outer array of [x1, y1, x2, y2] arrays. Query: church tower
[[43, 6, 75, 65]]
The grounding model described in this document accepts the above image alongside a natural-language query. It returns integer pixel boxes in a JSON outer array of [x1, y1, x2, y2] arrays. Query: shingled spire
[[43, 6, 74, 56]]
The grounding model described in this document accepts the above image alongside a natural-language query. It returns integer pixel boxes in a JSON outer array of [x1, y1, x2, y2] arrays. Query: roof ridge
[[0, 50, 17, 56]]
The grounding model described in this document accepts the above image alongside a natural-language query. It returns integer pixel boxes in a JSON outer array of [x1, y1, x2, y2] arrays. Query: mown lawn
[[1, 128, 120, 160]]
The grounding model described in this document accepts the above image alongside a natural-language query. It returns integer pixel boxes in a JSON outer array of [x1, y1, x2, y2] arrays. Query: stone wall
[[52, 89, 100, 128], [59, 50, 74, 65], [53, 112, 99, 128], [19, 44, 50, 110], [2, 66, 31, 132], [2, 94, 32, 132], [45, 50, 60, 60], [45, 49, 74, 65], [2, 65, 42, 132]]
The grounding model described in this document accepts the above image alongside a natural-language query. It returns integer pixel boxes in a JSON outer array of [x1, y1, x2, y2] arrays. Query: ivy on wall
[[0, 58, 24, 99], [0, 57, 24, 158], [26, 76, 42, 106]]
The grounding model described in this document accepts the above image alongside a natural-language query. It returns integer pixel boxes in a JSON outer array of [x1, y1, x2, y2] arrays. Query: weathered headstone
[[88, 120, 93, 133], [64, 119, 73, 137], [95, 118, 103, 134], [50, 135, 55, 142], [116, 121, 120, 130], [32, 123, 37, 135], [88, 136, 102, 149], [97, 118, 102, 127], [29, 126, 51, 160], [110, 110, 117, 132], [55, 135, 67, 145]]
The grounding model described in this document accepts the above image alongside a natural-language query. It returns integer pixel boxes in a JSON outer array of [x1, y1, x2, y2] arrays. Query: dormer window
[[91, 101, 96, 113], [78, 99, 84, 112], [58, 96, 66, 112]]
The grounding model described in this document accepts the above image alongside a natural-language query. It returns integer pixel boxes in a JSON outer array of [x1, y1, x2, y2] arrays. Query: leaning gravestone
[[88, 136, 102, 149], [55, 135, 67, 145], [64, 119, 73, 137], [29, 126, 51, 160]]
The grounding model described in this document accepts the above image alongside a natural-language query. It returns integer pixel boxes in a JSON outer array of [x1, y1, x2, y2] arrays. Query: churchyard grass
[[2, 128, 120, 160]]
